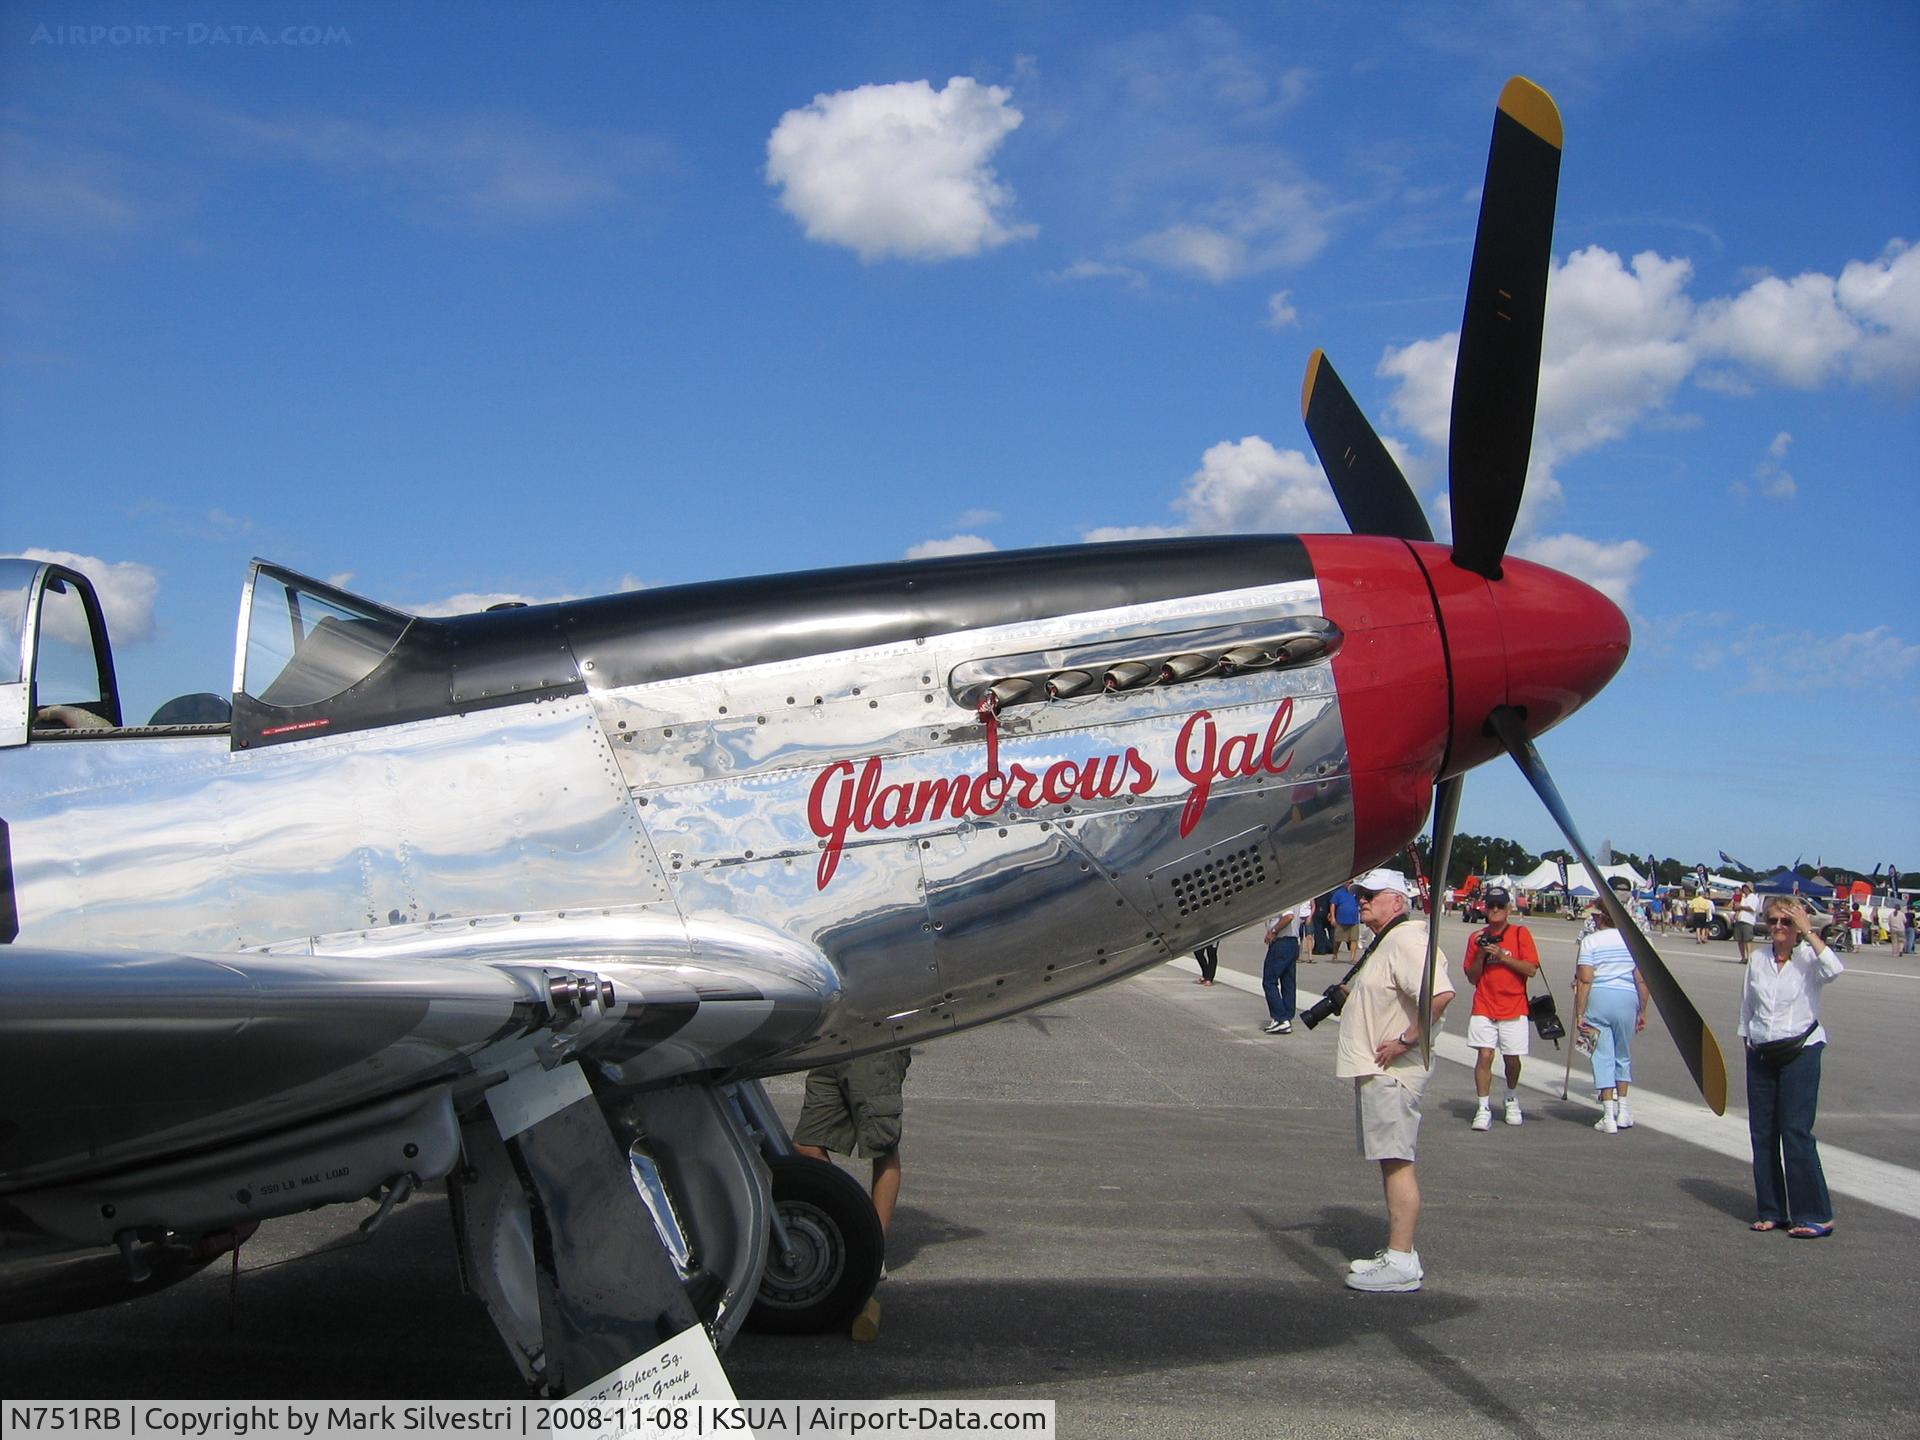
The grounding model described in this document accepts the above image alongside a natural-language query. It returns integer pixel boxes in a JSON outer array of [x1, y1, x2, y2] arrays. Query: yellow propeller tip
[[1499, 76, 1563, 150]]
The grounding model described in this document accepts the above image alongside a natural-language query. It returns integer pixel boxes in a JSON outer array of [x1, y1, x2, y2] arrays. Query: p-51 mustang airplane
[[0, 77, 1723, 1393]]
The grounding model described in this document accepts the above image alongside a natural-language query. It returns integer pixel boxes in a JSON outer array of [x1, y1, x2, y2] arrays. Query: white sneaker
[[1344, 1253, 1423, 1293], [1471, 1107, 1493, 1131], [1615, 1103, 1634, 1129], [1347, 1250, 1387, 1273], [1594, 1114, 1618, 1134], [1504, 1098, 1524, 1126]]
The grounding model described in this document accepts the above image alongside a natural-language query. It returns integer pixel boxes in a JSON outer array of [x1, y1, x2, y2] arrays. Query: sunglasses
[[1768, 917, 1797, 927]]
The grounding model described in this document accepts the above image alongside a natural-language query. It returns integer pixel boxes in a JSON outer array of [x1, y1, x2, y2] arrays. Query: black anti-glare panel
[[234, 537, 1316, 748]]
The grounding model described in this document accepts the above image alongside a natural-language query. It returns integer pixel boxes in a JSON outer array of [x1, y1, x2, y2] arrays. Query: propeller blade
[[1418, 774, 1463, 1066], [1448, 76, 1563, 580], [1301, 350, 1433, 541], [1488, 706, 1729, 1115]]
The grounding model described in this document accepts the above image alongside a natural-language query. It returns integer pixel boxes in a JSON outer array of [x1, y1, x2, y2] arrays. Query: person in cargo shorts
[[794, 1047, 912, 1243]]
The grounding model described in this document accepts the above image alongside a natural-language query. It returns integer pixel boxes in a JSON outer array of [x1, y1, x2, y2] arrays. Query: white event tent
[[1513, 859, 1650, 896]]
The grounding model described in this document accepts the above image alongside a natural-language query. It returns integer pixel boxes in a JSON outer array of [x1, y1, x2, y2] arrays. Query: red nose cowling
[[1412, 543, 1631, 780], [1303, 535, 1629, 875]]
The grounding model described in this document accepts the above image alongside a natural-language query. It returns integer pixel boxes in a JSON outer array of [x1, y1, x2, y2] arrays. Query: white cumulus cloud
[[765, 78, 1035, 263], [1513, 534, 1651, 609], [1727, 623, 1920, 696], [1695, 239, 1920, 390], [1084, 436, 1341, 543], [1173, 436, 1345, 533], [6, 548, 160, 645], [1046, 258, 1148, 290], [410, 572, 644, 616], [410, 591, 582, 616], [905, 534, 998, 560], [1837, 240, 1920, 386], [1131, 179, 1331, 282], [1731, 430, 1797, 503], [1366, 237, 1918, 601], [1080, 231, 1911, 614]]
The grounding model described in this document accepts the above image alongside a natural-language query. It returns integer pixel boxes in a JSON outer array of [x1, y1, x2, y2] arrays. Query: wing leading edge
[[0, 913, 841, 1200]]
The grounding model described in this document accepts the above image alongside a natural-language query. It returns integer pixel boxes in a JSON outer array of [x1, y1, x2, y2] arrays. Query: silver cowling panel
[[0, 698, 668, 953], [593, 581, 1359, 1066]]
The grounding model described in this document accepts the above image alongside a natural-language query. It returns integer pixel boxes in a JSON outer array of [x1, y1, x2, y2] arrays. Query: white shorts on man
[[1466, 1014, 1530, 1055]]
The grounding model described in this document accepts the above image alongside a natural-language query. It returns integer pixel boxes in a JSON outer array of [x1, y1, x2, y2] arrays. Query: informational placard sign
[[553, 1323, 738, 1439]]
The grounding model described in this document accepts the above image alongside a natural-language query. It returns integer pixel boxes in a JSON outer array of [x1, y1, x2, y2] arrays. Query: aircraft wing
[[0, 913, 840, 1199]]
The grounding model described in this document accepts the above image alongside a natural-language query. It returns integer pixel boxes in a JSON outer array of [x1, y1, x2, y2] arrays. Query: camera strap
[[1335, 912, 1408, 990]]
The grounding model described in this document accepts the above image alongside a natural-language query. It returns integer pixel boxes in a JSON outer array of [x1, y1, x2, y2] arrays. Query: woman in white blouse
[[1742, 898, 1844, 1238]]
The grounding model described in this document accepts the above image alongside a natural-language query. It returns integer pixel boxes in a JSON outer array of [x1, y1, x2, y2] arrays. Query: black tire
[[1709, 917, 1731, 942], [745, 1156, 883, 1335]]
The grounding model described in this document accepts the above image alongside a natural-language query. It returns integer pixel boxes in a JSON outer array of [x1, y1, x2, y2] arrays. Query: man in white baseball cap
[[1331, 867, 1455, 1293]]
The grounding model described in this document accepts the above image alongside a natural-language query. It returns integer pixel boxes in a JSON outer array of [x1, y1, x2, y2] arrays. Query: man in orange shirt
[[1464, 887, 1541, 1130]]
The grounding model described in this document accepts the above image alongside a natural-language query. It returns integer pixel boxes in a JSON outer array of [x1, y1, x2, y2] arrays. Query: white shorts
[[1354, 1071, 1429, 1161], [1467, 1014, 1531, 1056]]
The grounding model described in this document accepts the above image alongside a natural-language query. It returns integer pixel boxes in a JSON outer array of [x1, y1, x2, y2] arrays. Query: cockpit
[[1, 558, 415, 750]]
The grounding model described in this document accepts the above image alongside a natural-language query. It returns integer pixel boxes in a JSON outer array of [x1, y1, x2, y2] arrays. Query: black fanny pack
[[1750, 1022, 1819, 1068]]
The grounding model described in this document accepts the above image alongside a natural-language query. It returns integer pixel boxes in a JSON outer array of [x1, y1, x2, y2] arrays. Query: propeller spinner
[[1299, 77, 1726, 1112]]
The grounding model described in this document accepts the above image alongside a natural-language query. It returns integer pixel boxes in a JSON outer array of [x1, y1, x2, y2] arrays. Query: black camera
[[1300, 984, 1346, 1030]]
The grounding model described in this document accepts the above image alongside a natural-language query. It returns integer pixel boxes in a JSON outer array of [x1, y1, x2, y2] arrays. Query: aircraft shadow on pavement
[[885, 1204, 987, 1269], [1246, 1205, 1547, 1440], [734, 1203, 1482, 1403], [1677, 1175, 1758, 1223], [729, 1267, 1477, 1403], [0, 1197, 518, 1399]]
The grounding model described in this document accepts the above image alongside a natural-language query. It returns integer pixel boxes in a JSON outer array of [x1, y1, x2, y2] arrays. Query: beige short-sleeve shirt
[[1334, 919, 1455, 1079]]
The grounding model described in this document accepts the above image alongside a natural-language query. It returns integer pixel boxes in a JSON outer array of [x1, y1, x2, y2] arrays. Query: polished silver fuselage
[[3, 575, 1353, 1074]]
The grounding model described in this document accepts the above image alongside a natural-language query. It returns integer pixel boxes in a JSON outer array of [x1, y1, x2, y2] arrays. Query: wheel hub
[[759, 1200, 844, 1308]]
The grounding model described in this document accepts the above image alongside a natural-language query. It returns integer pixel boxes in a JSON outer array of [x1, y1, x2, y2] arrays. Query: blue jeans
[[1262, 937, 1299, 1023], [1747, 1041, 1831, 1226]]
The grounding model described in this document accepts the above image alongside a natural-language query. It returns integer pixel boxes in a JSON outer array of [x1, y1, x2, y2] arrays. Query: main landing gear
[[746, 1154, 884, 1335]]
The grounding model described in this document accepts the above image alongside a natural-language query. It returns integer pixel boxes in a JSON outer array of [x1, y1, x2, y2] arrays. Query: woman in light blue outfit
[[1573, 913, 1650, 1133]]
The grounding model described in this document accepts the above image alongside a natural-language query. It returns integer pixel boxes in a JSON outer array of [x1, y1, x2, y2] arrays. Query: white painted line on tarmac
[[1164, 958, 1920, 1222]]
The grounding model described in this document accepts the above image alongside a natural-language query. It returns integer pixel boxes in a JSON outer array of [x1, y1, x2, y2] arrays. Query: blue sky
[[3, 1, 1915, 875]]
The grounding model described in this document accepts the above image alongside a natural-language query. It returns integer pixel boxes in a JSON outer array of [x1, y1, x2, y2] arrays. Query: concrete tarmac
[[4, 914, 1915, 1438]]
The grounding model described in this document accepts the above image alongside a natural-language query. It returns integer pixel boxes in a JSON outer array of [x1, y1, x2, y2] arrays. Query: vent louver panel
[[1166, 843, 1269, 917]]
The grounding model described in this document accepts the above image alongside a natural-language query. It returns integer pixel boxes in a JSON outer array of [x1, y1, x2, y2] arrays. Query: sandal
[[1788, 1222, 1834, 1239], [1748, 1220, 1779, 1232]]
